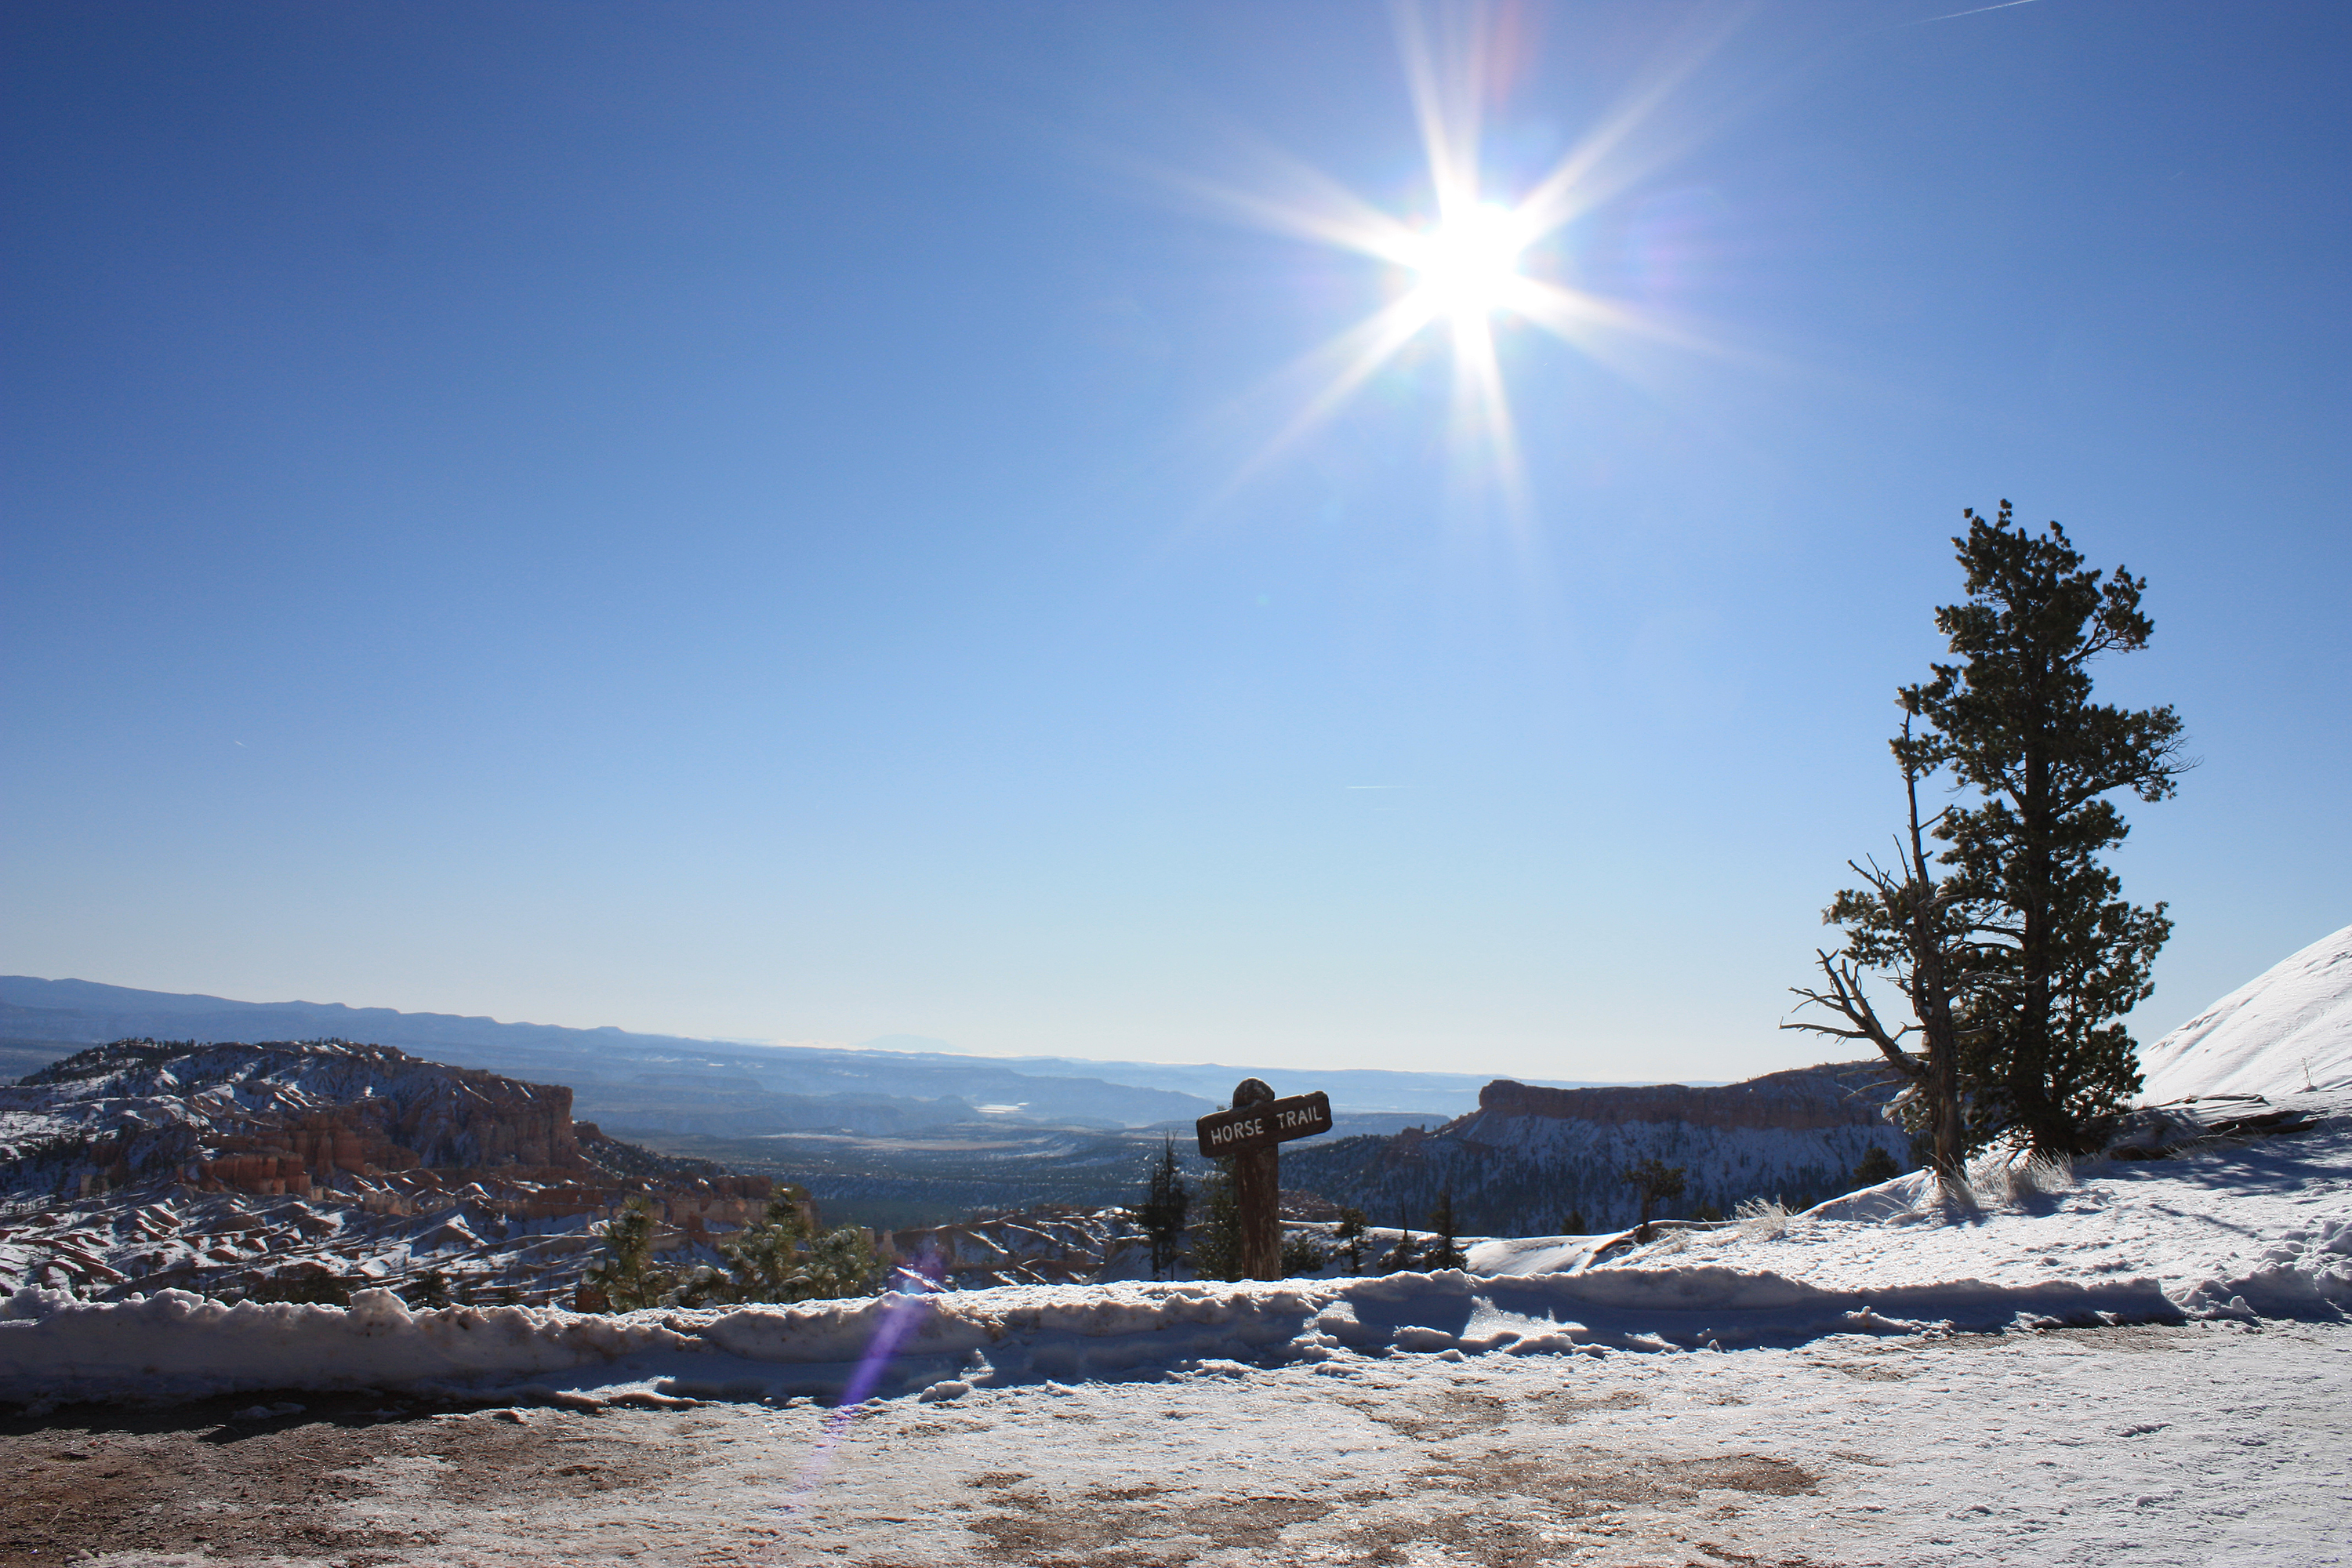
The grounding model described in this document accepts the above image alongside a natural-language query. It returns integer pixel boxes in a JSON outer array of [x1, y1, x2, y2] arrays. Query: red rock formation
[[16, 1039, 771, 1222]]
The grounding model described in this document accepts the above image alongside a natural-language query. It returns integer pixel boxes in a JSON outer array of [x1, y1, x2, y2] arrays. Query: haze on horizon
[[4, 2, 2347, 1086]]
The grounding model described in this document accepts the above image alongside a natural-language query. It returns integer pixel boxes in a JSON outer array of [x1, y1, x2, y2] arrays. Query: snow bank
[[8, 1092, 2346, 1409], [0, 1264, 2187, 1410], [2140, 922, 2352, 1100]]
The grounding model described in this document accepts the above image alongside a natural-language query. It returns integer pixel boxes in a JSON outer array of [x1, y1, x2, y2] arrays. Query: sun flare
[[1403, 202, 1528, 320], [1190, 3, 1721, 522]]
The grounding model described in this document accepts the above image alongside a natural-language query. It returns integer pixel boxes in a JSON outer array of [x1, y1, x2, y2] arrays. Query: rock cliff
[[0, 1039, 779, 1302], [1283, 1059, 1912, 1236]]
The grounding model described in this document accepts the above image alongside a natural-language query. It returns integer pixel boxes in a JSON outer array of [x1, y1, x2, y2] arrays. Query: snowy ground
[[5, 1316, 2345, 1567]]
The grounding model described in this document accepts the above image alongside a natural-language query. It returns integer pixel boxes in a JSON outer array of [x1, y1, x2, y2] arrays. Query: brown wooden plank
[[1194, 1091, 1332, 1157]]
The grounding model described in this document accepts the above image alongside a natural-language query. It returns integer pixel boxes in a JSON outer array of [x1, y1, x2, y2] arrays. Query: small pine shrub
[[1279, 1233, 1329, 1276], [1333, 1207, 1368, 1276], [1852, 1145, 1902, 1189]]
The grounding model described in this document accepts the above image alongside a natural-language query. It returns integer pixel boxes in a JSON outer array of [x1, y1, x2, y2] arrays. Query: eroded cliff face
[[1470, 1061, 1902, 1134], [1283, 1060, 1914, 1236], [4, 1039, 769, 1215], [0, 1039, 781, 1303]]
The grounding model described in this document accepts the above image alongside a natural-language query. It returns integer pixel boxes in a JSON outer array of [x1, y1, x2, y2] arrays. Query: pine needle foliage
[[583, 1195, 673, 1311], [1622, 1158, 1686, 1241], [1385, 1215, 1421, 1272], [1421, 1189, 1466, 1270], [1136, 1136, 1191, 1281], [1909, 505, 2188, 1154], [720, 1189, 878, 1305], [1333, 1207, 1368, 1276], [1189, 1159, 1244, 1282]]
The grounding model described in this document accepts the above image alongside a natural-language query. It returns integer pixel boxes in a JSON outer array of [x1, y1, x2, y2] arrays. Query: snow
[[28, 1316, 2352, 1567], [6, 1090, 2346, 1412], [2140, 920, 2352, 1100]]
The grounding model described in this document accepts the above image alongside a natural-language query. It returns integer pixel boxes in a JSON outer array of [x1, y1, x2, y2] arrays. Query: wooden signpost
[[1196, 1079, 1333, 1280]]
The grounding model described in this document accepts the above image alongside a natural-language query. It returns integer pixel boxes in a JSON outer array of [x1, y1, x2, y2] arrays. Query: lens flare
[[1181, 1, 1736, 525], [761, 1254, 946, 1558]]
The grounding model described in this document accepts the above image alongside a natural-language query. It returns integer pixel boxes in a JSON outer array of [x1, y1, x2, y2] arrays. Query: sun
[[1403, 202, 1529, 321], [1185, 2, 1717, 521]]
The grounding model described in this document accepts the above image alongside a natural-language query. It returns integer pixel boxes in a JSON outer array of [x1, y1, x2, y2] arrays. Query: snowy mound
[[2140, 923, 2352, 1101]]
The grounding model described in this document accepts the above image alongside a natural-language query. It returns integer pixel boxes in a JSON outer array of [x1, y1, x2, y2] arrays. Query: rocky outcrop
[[4, 1039, 771, 1211], [0, 1039, 789, 1304], [1472, 1061, 1902, 1134], [1284, 1059, 1915, 1237]]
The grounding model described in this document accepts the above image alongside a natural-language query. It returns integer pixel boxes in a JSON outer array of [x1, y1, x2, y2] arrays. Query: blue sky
[[5, 1, 2347, 1083]]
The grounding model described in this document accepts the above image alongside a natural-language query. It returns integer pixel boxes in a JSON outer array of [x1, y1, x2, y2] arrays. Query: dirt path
[[5, 1321, 2346, 1567]]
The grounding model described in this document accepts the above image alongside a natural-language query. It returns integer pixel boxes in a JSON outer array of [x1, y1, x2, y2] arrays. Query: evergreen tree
[[583, 1195, 673, 1311], [1421, 1189, 1465, 1270], [1852, 1145, 1901, 1189], [1563, 1210, 1586, 1236], [1136, 1136, 1191, 1281], [1333, 1207, 1368, 1276], [1904, 504, 2188, 1154], [1189, 1159, 1243, 1282], [405, 1268, 452, 1310], [1279, 1232, 1330, 1276], [720, 1188, 879, 1304], [1385, 1215, 1421, 1272], [1622, 1158, 1686, 1241]]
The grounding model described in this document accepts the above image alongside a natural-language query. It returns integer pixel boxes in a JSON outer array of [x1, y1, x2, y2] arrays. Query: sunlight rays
[[1200, 1, 1734, 524]]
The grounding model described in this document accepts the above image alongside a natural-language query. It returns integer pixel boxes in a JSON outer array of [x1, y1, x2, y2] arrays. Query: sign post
[[1195, 1079, 1333, 1281]]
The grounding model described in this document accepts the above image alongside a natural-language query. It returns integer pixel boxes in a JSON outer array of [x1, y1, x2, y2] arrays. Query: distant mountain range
[[0, 976, 1650, 1135]]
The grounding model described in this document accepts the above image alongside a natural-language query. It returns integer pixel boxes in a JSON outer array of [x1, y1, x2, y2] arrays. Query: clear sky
[[5, 1, 2347, 1083]]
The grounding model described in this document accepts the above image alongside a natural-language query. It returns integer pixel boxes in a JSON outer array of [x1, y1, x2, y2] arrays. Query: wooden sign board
[[1196, 1091, 1333, 1158]]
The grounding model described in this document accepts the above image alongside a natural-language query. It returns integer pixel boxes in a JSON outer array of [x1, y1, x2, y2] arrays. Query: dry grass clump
[[1971, 1150, 2074, 1208]]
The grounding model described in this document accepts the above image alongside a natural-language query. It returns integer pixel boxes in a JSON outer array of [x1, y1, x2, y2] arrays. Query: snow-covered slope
[[2140, 922, 2352, 1101]]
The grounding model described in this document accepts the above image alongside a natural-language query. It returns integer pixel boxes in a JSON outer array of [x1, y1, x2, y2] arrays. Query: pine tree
[[406, 1268, 451, 1310], [1904, 503, 2188, 1154], [1385, 1215, 1421, 1272], [1421, 1189, 1466, 1270], [1279, 1232, 1330, 1276], [1189, 1159, 1243, 1282], [720, 1188, 879, 1304], [1563, 1210, 1586, 1236], [1852, 1145, 1901, 1188], [1333, 1207, 1368, 1276], [583, 1195, 673, 1311], [1136, 1136, 1191, 1281], [1622, 1158, 1686, 1242]]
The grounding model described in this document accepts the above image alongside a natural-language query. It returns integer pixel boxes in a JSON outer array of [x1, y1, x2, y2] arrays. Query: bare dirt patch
[[0, 1392, 659, 1566], [965, 1488, 1333, 1566], [1416, 1446, 1817, 1509], [1344, 1384, 1645, 1440]]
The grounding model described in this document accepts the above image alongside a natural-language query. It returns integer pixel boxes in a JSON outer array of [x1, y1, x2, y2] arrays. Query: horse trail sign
[[1195, 1079, 1333, 1280], [1194, 1090, 1333, 1157]]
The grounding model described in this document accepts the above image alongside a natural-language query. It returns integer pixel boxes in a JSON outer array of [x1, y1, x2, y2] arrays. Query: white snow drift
[[2140, 920, 2352, 1100]]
